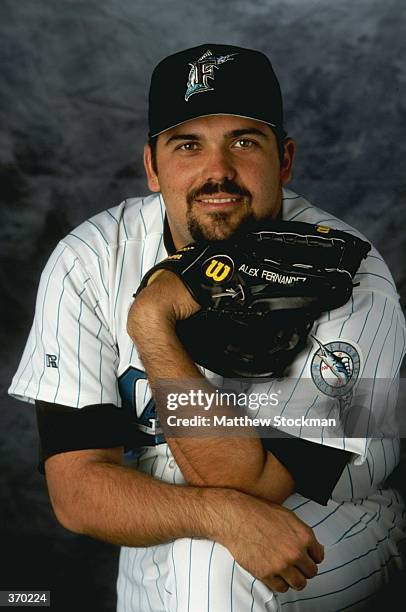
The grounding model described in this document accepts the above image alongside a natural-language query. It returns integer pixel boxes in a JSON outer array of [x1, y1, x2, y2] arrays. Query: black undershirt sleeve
[[262, 432, 352, 505], [35, 400, 153, 473]]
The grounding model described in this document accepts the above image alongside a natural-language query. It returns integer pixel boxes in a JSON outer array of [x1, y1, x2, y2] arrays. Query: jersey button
[[168, 459, 176, 469]]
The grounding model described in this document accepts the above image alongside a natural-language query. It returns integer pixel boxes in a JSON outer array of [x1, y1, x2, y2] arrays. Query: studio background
[[1, 1, 405, 610]]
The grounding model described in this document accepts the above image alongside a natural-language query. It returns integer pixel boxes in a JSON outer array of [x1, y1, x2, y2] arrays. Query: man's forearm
[[168, 436, 295, 503], [47, 452, 219, 547], [128, 300, 295, 503]]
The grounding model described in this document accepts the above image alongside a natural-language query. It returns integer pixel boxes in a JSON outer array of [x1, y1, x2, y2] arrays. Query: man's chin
[[187, 209, 258, 242]]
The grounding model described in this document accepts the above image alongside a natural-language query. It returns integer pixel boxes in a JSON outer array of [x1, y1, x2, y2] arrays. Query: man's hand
[[128, 270, 200, 338], [207, 489, 324, 593]]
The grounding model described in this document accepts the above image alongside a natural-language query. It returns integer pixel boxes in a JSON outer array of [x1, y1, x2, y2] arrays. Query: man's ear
[[280, 138, 296, 184], [143, 144, 160, 192]]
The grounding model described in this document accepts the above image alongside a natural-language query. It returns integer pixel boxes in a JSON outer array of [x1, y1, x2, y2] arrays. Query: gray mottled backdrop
[[1, 1, 405, 610]]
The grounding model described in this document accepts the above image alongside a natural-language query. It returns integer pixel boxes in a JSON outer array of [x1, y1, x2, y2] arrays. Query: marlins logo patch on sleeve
[[310, 336, 361, 398]]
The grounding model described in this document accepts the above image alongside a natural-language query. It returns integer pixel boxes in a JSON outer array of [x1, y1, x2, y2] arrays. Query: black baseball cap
[[148, 44, 285, 140]]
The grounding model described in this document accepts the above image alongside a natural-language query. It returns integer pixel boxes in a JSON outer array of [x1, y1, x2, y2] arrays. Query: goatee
[[187, 209, 260, 243]]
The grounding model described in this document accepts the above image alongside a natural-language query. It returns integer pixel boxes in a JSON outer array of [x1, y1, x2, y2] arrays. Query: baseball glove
[[137, 219, 371, 377]]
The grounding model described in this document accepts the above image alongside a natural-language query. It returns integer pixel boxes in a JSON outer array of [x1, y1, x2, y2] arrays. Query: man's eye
[[234, 139, 256, 149], [178, 142, 199, 151]]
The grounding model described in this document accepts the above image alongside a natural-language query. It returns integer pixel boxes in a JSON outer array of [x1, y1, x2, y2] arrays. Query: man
[[9, 44, 405, 611]]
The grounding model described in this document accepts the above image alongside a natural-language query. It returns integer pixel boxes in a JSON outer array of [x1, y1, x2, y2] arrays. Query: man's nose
[[202, 148, 237, 183]]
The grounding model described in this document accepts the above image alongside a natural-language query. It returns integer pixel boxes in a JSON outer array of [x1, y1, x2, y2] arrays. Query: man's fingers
[[266, 568, 307, 593], [265, 576, 290, 593], [280, 567, 308, 591], [308, 540, 325, 564], [296, 555, 319, 579]]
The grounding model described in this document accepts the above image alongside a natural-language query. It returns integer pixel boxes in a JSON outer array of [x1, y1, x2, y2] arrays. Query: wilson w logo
[[204, 259, 232, 282]]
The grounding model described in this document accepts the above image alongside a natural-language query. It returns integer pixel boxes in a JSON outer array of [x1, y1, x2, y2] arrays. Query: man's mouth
[[195, 194, 244, 206]]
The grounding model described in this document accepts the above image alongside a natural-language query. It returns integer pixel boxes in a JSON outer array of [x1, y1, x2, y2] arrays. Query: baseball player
[[9, 44, 405, 611]]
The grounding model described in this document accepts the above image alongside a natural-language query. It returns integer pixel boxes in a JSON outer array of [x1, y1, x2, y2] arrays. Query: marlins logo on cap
[[185, 49, 238, 101]]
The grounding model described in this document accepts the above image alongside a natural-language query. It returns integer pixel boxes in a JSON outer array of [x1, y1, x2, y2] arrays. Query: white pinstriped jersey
[[9, 188, 406, 611]]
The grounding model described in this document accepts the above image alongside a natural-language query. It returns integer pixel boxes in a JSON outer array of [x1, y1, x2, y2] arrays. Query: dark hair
[[148, 135, 158, 174], [274, 128, 288, 164], [148, 127, 286, 174]]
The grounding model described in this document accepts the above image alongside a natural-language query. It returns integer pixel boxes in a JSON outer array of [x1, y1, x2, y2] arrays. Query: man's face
[[144, 115, 295, 248]]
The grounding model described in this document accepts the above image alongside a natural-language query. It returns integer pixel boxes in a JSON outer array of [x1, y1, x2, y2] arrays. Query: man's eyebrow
[[165, 133, 200, 145], [226, 128, 270, 139]]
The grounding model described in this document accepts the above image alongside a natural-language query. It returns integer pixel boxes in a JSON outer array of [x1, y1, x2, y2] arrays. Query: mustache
[[187, 179, 251, 205]]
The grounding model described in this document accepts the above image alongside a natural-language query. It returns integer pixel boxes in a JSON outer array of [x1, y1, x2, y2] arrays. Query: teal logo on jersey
[[185, 49, 237, 101], [118, 366, 164, 444], [310, 337, 360, 398]]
